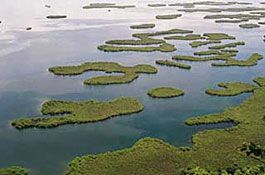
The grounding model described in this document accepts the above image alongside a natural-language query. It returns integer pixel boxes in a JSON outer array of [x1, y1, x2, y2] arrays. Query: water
[[0, 0, 264, 174]]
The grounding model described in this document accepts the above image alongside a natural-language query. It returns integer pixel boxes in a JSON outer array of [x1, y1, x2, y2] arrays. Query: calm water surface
[[0, 0, 264, 174]]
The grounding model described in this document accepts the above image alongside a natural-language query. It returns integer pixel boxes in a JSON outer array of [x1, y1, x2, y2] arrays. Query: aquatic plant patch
[[147, 87, 185, 98], [155, 60, 191, 69], [12, 97, 143, 129], [130, 24, 155, 29], [205, 82, 257, 96], [49, 62, 157, 85]]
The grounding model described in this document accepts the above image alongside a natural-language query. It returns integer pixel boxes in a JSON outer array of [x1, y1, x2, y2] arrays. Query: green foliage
[[211, 53, 263, 67], [130, 24, 155, 29], [173, 53, 263, 67], [239, 24, 260, 28], [105, 29, 192, 45], [203, 33, 236, 40], [0, 166, 27, 175], [156, 14, 182, 19], [98, 43, 177, 52], [66, 79, 265, 175], [253, 77, 265, 87], [156, 60, 191, 69], [194, 50, 237, 57], [240, 143, 265, 161], [205, 82, 257, 96], [165, 34, 204, 40], [147, 87, 185, 98], [189, 40, 221, 48], [184, 165, 265, 175], [215, 19, 249, 23], [208, 42, 245, 49], [99, 28, 193, 52], [204, 14, 263, 20], [49, 62, 157, 85], [172, 55, 228, 62], [220, 49, 239, 53], [12, 97, 144, 129]]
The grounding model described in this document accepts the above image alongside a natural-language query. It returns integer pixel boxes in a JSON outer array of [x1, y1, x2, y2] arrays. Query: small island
[[208, 42, 245, 49], [156, 60, 191, 69], [189, 40, 221, 48], [130, 24, 155, 29], [46, 15, 67, 19], [147, 87, 185, 98], [173, 53, 263, 67], [239, 23, 260, 28], [203, 33, 236, 40], [12, 97, 144, 129], [155, 14, 182, 20], [148, 4, 166, 7], [205, 82, 257, 96], [164, 34, 204, 40], [49, 62, 157, 85]]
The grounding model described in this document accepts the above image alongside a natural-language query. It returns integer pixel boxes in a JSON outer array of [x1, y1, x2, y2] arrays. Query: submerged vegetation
[[155, 14, 182, 20], [0, 166, 27, 175], [147, 87, 185, 98], [156, 60, 191, 69], [12, 97, 143, 129], [66, 77, 265, 175], [49, 62, 157, 85], [130, 24, 155, 29]]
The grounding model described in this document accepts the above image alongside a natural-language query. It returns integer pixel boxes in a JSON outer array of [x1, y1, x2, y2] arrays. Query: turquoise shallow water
[[0, 0, 264, 174]]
